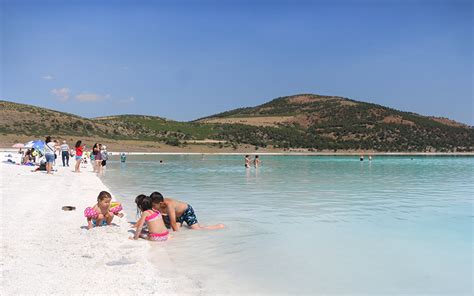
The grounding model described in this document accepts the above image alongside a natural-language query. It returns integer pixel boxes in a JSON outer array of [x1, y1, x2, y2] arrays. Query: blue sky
[[1, 0, 472, 124]]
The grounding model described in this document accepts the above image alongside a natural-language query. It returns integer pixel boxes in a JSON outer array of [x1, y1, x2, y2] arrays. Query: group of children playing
[[85, 191, 224, 241]]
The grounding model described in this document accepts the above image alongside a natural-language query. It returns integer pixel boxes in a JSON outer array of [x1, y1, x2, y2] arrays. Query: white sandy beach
[[0, 152, 197, 295]]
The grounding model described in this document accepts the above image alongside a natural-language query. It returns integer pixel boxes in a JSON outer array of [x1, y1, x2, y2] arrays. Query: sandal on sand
[[62, 206, 76, 211]]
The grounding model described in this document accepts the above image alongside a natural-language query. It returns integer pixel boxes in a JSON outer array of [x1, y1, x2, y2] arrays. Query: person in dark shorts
[[162, 203, 198, 228], [100, 145, 108, 167], [149, 192, 224, 231]]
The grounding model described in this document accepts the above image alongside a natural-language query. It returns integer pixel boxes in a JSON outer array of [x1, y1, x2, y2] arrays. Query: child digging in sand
[[130, 194, 169, 241], [84, 191, 123, 229], [150, 192, 224, 231]]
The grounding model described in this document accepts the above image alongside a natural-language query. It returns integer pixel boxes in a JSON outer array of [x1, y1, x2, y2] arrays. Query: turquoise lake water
[[101, 155, 473, 295]]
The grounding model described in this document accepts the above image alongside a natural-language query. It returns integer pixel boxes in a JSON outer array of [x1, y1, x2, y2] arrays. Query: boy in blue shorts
[[149, 192, 224, 231]]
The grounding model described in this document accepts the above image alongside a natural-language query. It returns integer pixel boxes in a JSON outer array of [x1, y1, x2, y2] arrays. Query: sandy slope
[[0, 153, 198, 295]]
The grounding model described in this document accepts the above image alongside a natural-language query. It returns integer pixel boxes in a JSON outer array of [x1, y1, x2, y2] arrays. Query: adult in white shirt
[[44, 136, 56, 174], [60, 140, 70, 167]]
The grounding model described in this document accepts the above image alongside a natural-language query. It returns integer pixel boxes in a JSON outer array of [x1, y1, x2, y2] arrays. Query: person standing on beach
[[44, 136, 56, 175], [60, 140, 70, 167], [53, 140, 59, 166], [94, 144, 103, 173], [100, 145, 108, 167], [74, 140, 84, 172], [91, 143, 98, 172], [70, 146, 75, 159]]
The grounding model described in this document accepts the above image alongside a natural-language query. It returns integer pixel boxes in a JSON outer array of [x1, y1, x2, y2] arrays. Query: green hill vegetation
[[1, 94, 473, 152], [199, 94, 474, 152]]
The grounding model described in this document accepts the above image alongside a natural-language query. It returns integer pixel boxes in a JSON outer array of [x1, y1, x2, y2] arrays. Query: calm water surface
[[101, 155, 473, 295]]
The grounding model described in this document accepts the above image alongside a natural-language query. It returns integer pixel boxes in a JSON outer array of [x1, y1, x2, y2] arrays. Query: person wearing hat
[[60, 140, 70, 167]]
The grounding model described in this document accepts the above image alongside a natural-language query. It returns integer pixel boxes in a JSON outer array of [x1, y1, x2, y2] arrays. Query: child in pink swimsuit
[[130, 194, 169, 241], [84, 191, 123, 230]]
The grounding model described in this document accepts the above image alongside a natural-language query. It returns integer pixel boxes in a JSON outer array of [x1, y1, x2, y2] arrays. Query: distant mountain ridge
[[1, 94, 473, 152]]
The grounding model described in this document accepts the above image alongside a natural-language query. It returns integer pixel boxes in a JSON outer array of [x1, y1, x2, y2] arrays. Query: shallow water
[[101, 155, 473, 295]]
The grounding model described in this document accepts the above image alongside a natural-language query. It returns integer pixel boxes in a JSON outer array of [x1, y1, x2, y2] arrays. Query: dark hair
[[92, 143, 98, 155], [97, 191, 112, 201], [75, 140, 82, 148], [255, 155, 259, 158], [150, 191, 164, 203], [45, 136, 52, 143], [135, 194, 152, 213]]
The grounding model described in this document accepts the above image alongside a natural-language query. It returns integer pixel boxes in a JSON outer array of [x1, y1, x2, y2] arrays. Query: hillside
[[198, 94, 474, 152], [94, 115, 217, 142], [0, 100, 112, 138], [1, 95, 473, 152], [0, 101, 225, 149]]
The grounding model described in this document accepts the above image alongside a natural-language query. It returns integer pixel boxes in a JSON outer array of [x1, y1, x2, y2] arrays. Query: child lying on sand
[[150, 192, 224, 231], [84, 191, 123, 229]]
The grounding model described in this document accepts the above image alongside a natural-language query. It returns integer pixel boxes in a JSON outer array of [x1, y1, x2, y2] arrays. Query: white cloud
[[42, 75, 53, 80], [75, 93, 110, 102], [51, 88, 70, 102]]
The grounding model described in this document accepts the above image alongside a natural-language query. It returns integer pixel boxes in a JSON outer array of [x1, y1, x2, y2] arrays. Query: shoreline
[[2, 148, 473, 156], [0, 152, 197, 294], [110, 152, 474, 156]]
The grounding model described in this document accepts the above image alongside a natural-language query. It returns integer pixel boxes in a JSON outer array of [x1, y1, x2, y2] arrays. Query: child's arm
[[131, 213, 148, 240], [87, 218, 93, 230], [167, 204, 179, 232], [110, 204, 124, 218], [84, 206, 99, 230]]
